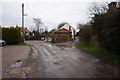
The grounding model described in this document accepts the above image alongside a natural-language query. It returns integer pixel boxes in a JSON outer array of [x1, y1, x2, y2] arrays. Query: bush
[[2, 27, 22, 44]]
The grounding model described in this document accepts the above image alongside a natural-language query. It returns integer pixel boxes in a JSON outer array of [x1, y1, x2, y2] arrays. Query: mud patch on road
[[51, 53, 56, 56], [56, 45, 73, 48], [53, 61, 61, 65], [21, 66, 30, 74], [78, 57, 88, 63], [40, 45, 43, 46], [60, 67, 64, 70], [56, 45, 75, 50]]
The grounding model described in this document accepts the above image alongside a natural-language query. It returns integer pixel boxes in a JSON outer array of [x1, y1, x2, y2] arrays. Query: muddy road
[[26, 41, 120, 78]]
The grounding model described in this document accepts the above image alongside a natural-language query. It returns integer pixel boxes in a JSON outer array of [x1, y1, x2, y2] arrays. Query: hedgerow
[[2, 27, 22, 44]]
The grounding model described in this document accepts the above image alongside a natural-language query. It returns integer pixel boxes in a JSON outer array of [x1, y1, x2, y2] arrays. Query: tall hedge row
[[78, 7, 120, 55], [2, 27, 22, 44], [91, 9, 120, 54]]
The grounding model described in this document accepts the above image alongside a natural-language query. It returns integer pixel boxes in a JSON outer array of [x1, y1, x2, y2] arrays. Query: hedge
[[79, 25, 93, 44], [91, 9, 120, 55], [2, 27, 22, 44]]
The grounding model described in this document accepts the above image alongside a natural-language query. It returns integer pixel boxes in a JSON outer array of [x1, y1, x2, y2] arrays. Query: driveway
[[26, 41, 120, 78]]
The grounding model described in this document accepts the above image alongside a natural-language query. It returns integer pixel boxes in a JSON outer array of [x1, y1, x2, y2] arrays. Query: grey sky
[[0, 0, 116, 31]]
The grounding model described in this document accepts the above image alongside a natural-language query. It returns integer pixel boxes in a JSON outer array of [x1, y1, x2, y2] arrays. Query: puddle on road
[[91, 59, 100, 63], [9, 59, 23, 68], [44, 43, 75, 50], [44, 43, 54, 48]]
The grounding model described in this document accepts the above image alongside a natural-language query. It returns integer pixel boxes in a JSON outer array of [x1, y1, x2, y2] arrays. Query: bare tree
[[33, 18, 43, 36], [89, 2, 109, 16], [77, 24, 83, 31], [77, 23, 91, 32]]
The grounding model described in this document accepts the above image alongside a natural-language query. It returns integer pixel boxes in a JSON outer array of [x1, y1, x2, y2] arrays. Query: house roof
[[60, 23, 70, 30], [60, 23, 75, 32], [24, 28, 31, 33], [16, 26, 31, 33]]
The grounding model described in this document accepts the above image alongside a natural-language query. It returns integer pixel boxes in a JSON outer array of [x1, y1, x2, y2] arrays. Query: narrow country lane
[[26, 41, 120, 78]]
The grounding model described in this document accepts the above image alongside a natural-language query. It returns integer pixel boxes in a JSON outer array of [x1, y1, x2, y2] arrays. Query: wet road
[[26, 41, 120, 78]]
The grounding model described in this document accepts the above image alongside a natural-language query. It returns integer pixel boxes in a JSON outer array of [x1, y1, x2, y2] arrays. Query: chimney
[[69, 26, 71, 31], [16, 25, 18, 28], [108, 2, 117, 11]]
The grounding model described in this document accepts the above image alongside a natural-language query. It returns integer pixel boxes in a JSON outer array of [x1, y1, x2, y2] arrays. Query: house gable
[[60, 23, 70, 31]]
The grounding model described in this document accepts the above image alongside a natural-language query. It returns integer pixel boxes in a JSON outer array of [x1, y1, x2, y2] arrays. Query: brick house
[[55, 28, 72, 42], [16, 26, 31, 37], [60, 23, 75, 39]]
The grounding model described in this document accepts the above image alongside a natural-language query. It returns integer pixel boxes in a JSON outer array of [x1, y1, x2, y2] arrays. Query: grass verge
[[75, 42, 120, 65]]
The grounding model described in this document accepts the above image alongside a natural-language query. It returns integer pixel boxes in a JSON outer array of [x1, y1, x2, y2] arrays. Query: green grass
[[75, 42, 120, 65], [18, 42, 30, 46]]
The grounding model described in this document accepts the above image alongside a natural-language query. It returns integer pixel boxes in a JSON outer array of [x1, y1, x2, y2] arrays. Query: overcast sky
[[0, 0, 116, 31]]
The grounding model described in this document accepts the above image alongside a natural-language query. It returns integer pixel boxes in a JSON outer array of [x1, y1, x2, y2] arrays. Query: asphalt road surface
[[26, 41, 120, 78]]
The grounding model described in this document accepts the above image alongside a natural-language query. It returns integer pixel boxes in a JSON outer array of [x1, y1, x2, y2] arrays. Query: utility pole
[[22, 3, 25, 44]]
